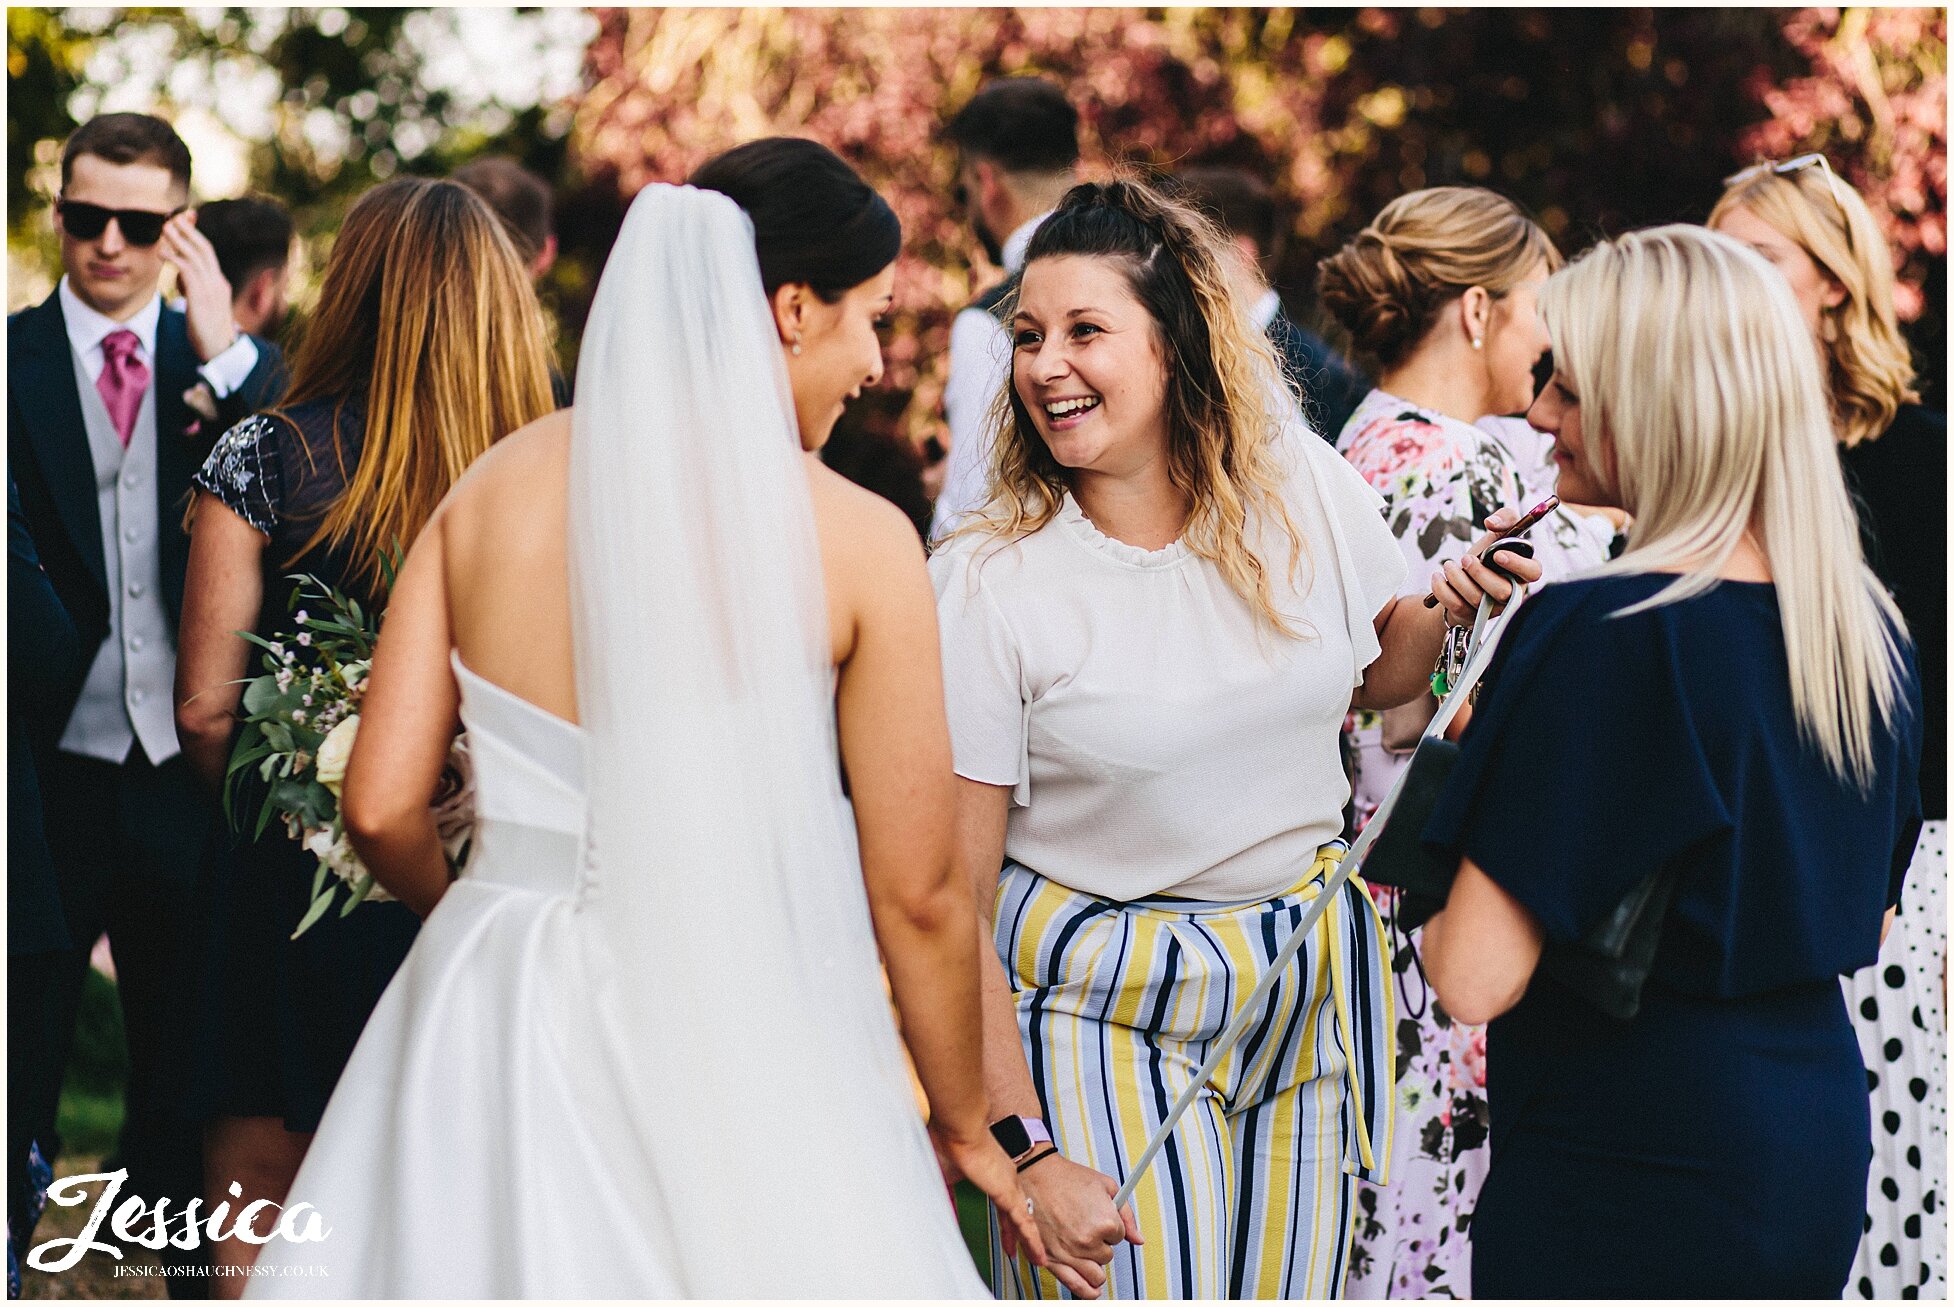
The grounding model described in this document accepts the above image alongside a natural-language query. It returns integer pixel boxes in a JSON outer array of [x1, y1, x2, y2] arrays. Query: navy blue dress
[[1423, 572, 1924, 1298], [193, 396, 421, 1132]]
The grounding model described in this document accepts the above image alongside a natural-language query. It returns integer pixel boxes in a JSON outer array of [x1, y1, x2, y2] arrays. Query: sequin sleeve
[[192, 413, 285, 536]]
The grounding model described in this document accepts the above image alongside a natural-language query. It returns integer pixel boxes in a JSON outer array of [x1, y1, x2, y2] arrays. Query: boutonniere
[[182, 381, 218, 437]]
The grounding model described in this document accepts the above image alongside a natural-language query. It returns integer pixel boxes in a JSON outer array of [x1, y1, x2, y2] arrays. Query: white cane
[[1110, 578, 1525, 1212]]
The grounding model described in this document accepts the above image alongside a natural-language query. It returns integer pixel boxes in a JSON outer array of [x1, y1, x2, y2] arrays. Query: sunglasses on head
[[1723, 153, 1855, 253], [56, 198, 184, 246]]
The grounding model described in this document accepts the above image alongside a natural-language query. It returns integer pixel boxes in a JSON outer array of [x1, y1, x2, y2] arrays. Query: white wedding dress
[[247, 186, 988, 1299]]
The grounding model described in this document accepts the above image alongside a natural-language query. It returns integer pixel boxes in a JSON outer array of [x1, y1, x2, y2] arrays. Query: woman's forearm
[[1355, 595, 1448, 710], [176, 701, 241, 794], [954, 780, 1044, 1121], [1420, 858, 1544, 1025], [976, 920, 1045, 1120], [342, 811, 449, 919], [872, 884, 990, 1138], [175, 495, 268, 794]]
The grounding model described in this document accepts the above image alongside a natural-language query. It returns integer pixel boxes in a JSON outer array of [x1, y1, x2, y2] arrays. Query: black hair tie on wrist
[[1016, 1146, 1060, 1175]]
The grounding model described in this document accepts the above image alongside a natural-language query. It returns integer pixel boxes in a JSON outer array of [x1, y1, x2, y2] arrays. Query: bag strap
[[1109, 580, 1530, 1209], [1424, 579, 1528, 742]]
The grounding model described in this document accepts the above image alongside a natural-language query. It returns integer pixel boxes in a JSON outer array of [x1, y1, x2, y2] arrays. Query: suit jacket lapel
[[154, 311, 201, 501], [154, 309, 205, 624], [10, 294, 106, 597]]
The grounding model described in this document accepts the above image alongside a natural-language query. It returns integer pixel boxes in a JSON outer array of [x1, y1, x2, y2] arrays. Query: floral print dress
[[1336, 392, 1618, 1299]]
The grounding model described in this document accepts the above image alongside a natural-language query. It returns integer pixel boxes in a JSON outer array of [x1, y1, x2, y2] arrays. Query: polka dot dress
[[1844, 821, 1945, 1300]]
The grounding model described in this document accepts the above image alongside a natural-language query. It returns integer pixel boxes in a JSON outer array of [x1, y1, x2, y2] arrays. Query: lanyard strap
[[1426, 581, 1528, 741], [1108, 585, 1526, 1211], [1110, 847, 1386, 1208]]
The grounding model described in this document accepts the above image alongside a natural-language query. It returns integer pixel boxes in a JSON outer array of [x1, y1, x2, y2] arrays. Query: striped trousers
[[989, 848, 1393, 1299]]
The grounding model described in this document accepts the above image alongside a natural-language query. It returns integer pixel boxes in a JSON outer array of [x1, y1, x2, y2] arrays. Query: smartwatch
[[988, 1114, 1053, 1163]]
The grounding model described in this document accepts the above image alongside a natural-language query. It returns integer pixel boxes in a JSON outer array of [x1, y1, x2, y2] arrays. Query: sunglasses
[[56, 198, 184, 247], [1723, 153, 1855, 253]]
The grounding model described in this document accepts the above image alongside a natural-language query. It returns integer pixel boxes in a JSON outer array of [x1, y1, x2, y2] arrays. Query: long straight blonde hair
[[1709, 163, 1918, 448], [282, 177, 556, 590], [1539, 225, 1909, 788]]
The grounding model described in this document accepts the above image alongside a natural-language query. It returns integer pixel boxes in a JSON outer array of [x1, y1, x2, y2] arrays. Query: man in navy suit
[[8, 112, 282, 1294]]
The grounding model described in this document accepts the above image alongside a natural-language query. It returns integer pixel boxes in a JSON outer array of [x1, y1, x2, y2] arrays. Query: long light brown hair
[[282, 176, 555, 589], [1710, 163, 1919, 448], [962, 177, 1308, 636]]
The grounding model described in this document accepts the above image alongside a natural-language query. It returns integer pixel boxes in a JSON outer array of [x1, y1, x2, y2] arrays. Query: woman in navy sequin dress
[[175, 177, 555, 1286]]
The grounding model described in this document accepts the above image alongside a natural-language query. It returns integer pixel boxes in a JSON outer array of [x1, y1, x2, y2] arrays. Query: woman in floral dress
[[1317, 187, 1616, 1298]]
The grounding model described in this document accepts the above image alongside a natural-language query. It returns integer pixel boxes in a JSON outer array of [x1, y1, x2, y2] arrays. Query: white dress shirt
[[933, 214, 1050, 540], [1249, 286, 1282, 334], [63, 277, 260, 395]]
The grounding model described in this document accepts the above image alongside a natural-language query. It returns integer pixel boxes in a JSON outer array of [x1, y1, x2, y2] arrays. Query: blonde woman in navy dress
[[1420, 226, 1924, 1297], [932, 178, 1539, 1299]]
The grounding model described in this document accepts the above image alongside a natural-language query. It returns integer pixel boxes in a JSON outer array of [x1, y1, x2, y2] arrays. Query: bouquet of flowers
[[225, 567, 472, 938]]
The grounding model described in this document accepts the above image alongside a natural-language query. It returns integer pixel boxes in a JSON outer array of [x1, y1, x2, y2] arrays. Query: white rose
[[315, 715, 361, 796], [302, 827, 337, 863]]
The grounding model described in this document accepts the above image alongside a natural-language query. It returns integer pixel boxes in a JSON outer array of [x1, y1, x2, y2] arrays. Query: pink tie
[[97, 330, 149, 449]]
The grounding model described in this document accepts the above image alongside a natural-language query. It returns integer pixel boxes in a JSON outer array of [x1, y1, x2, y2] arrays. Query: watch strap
[[989, 1114, 1053, 1160]]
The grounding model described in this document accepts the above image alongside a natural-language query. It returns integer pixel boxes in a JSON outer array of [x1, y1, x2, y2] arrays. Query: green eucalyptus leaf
[[340, 872, 376, 915], [291, 889, 336, 940], [241, 676, 283, 716], [254, 781, 280, 840]]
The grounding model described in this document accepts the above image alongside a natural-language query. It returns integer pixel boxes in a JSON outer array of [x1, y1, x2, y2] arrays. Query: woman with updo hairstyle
[[932, 176, 1539, 1299], [1418, 225, 1922, 1297], [1712, 157, 1946, 1300], [1316, 185, 1616, 1300]]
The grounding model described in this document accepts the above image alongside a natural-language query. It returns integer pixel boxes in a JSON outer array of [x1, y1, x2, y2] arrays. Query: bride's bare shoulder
[[438, 409, 571, 529], [456, 410, 571, 498], [804, 457, 924, 570]]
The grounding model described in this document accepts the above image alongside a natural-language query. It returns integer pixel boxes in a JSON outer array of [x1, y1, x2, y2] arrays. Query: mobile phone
[[1423, 494, 1561, 607]]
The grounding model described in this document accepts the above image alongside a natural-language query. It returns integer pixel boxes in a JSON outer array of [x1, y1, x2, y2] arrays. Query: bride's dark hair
[[690, 138, 901, 301]]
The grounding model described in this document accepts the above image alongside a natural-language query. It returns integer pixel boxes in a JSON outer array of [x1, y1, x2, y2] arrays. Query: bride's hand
[[931, 1124, 1049, 1273]]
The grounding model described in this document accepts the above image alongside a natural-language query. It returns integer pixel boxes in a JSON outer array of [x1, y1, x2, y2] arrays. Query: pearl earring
[[1472, 336, 1484, 350], [791, 333, 803, 357]]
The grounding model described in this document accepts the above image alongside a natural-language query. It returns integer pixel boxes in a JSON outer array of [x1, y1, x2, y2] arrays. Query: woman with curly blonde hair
[[931, 177, 1538, 1299], [1713, 156, 1946, 1300]]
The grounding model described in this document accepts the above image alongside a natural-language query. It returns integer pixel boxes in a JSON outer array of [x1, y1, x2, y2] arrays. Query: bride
[[246, 139, 1043, 1297]]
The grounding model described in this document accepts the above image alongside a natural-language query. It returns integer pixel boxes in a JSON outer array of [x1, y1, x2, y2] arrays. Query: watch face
[[990, 1116, 1033, 1158]]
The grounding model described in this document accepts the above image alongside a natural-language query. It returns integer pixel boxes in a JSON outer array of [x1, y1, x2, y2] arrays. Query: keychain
[[1431, 622, 1472, 699]]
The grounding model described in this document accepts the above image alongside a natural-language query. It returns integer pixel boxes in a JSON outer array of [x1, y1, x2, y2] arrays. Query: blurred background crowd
[[9, 6, 1946, 536]]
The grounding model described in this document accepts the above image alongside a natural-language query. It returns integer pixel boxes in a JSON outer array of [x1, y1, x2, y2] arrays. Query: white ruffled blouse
[[930, 429, 1407, 903]]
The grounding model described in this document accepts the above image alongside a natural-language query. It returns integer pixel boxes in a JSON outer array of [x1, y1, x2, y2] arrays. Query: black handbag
[[1353, 577, 1675, 1020]]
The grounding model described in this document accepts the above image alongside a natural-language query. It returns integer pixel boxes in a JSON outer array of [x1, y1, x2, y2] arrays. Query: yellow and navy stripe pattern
[[989, 846, 1393, 1299]]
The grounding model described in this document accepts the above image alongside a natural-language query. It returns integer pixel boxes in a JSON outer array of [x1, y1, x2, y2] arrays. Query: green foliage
[[7, 7, 589, 351], [9, 8, 1943, 429], [6, 9, 88, 236], [224, 571, 377, 931], [953, 1179, 992, 1282], [58, 968, 129, 1159]]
